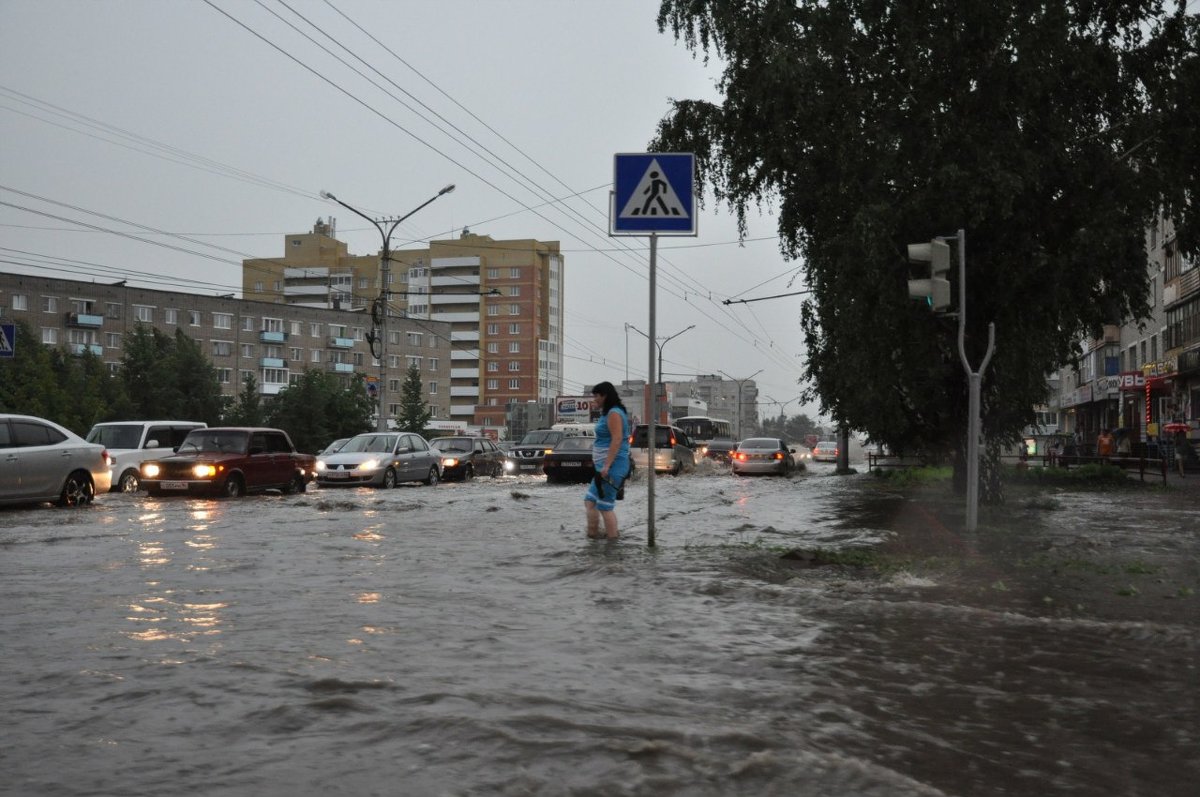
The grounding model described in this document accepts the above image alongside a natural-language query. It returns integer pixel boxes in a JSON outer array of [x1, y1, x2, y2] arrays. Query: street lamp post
[[718, 369, 763, 440], [319, 185, 454, 432], [626, 323, 695, 422]]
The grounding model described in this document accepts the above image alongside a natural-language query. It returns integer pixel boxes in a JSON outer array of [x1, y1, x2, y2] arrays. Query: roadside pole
[[955, 230, 995, 532], [646, 232, 658, 546]]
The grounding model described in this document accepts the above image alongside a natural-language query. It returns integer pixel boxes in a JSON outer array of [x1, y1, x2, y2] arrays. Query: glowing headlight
[[142, 463, 160, 478], [442, 457, 460, 468], [193, 463, 218, 478], [503, 459, 515, 472], [358, 458, 380, 471], [315, 460, 327, 471]]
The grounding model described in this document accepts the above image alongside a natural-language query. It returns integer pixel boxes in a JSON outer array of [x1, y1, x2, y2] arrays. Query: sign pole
[[647, 233, 658, 547]]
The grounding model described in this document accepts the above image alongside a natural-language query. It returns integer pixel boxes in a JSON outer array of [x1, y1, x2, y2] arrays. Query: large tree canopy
[[653, 0, 1198, 462]]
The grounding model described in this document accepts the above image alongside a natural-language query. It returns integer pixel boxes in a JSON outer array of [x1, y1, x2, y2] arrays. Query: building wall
[[0, 271, 452, 421]]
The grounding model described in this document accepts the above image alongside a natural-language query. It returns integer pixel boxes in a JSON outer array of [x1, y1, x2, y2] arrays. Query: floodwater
[[1, 462, 1196, 796]]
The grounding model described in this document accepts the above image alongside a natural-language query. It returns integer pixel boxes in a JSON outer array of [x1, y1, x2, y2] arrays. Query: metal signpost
[[611, 153, 697, 546]]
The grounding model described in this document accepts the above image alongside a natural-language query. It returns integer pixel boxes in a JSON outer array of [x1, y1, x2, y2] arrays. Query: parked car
[[429, 436, 506, 480], [731, 437, 800, 476], [507, 429, 568, 475], [140, 427, 315, 497], [86, 420, 207, 492], [316, 431, 441, 488], [629, 424, 696, 475], [317, 437, 351, 457], [811, 440, 840, 462], [542, 436, 597, 483], [701, 438, 738, 464], [0, 413, 112, 507]]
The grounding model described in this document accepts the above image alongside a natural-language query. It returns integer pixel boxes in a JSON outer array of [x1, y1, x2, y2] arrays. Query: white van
[[550, 422, 596, 438], [86, 420, 207, 492]]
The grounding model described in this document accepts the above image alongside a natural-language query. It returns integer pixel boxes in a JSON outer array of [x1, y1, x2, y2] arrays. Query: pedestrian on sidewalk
[[1097, 428, 1115, 461], [1173, 430, 1191, 477]]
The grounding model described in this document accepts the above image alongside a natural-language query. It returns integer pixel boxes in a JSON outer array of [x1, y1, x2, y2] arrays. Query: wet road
[[2, 461, 1196, 796]]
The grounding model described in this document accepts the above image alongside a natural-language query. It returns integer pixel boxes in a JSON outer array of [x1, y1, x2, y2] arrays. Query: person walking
[[1097, 428, 1115, 461], [1173, 430, 1191, 477], [584, 381, 632, 540]]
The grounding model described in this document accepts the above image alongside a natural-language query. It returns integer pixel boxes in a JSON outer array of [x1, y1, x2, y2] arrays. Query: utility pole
[[320, 185, 454, 432], [718, 369, 762, 440], [954, 230, 995, 532]]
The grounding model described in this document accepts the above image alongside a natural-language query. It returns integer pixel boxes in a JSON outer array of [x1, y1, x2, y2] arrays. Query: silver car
[[1, 414, 113, 506], [811, 441, 840, 462], [315, 432, 441, 488], [731, 437, 799, 476], [629, 424, 696, 475]]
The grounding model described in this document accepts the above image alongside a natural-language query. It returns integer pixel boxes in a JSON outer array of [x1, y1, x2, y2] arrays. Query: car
[[428, 436, 506, 480], [731, 437, 800, 476], [140, 427, 316, 497], [700, 438, 738, 464], [86, 420, 208, 492], [317, 437, 351, 457], [0, 413, 112, 507], [811, 440, 840, 462], [507, 429, 568, 475], [542, 436, 597, 483], [315, 431, 442, 488], [629, 424, 696, 475]]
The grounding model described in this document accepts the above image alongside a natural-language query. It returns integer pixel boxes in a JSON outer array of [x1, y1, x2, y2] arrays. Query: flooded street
[[2, 464, 1196, 796]]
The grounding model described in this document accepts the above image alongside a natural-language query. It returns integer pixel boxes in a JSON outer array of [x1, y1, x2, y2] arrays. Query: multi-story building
[[0, 272, 452, 421], [244, 225, 564, 437], [617, 375, 759, 436]]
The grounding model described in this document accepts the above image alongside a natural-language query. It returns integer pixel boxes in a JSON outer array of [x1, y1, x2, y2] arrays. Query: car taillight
[[773, 452, 784, 460], [734, 452, 746, 461], [101, 448, 113, 467], [668, 437, 676, 446]]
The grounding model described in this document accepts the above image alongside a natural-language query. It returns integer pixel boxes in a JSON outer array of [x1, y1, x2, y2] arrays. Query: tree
[[394, 363, 432, 434], [167, 329, 224, 424], [653, 1, 1198, 499], [225, 372, 264, 426], [119, 324, 222, 424], [264, 369, 374, 454]]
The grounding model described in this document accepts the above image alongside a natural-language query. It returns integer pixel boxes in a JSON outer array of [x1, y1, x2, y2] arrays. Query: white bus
[[675, 416, 734, 456]]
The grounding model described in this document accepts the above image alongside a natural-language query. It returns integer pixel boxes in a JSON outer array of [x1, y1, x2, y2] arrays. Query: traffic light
[[907, 239, 952, 311]]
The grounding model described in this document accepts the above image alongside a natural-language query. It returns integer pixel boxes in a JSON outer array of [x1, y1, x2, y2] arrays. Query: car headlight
[[358, 458, 380, 471], [142, 463, 160, 478], [503, 459, 515, 471], [315, 460, 327, 471], [442, 457, 460, 468], [193, 464, 217, 478]]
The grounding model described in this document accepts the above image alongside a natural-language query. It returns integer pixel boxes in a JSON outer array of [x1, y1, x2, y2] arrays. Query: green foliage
[[395, 363, 432, 435], [264, 369, 373, 453], [1003, 463, 1139, 488], [118, 325, 223, 424], [653, 0, 1199, 465], [871, 465, 952, 487], [225, 372, 265, 426]]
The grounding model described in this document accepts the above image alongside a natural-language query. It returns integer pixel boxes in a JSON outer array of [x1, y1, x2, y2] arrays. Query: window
[[509, 323, 520, 335], [388, 330, 401, 345], [41, 327, 57, 344], [133, 305, 153, 323], [359, 277, 369, 290], [488, 267, 499, 279], [189, 311, 201, 326], [352, 327, 364, 341], [1151, 334, 1158, 362], [289, 347, 302, 361], [509, 303, 520, 316], [428, 381, 438, 394], [488, 304, 500, 316], [487, 324, 499, 335], [428, 357, 438, 371], [215, 368, 231, 384], [427, 335, 437, 349], [487, 362, 499, 372], [290, 321, 302, 335], [291, 239, 302, 247], [509, 286, 520, 296], [487, 379, 498, 390], [42, 296, 58, 313], [353, 352, 364, 366], [241, 343, 254, 358], [212, 341, 232, 357], [213, 312, 232, 329], [508, 361, 520, 372], [310, 322, 321, 337], [106, 332, 121, 348], [509, 341, 520, 353], [164, 308, 177, 325], [254, 281, 263, 292], [408, 332, 422, 346], [262, 368, 288, 385], [509, 378, 520, 389], [487, 342, 498, 354], [388, 379, 401, 393], [510, 267, 521, 278], [389, 354, 402, 369], [407, 355, 421, 369], [262, 317, 283, 333], [105, 302, 121, 319], [11, 294, 28, 311], [241, 316, 254, 332], [311, 349, 321, 363]]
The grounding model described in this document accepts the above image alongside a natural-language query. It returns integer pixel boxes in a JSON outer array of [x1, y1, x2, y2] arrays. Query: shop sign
[[555, 395, 594, 423], [1095, 376, 1120, 395], [1117, 371, 1146, 391], [1179, 348, 1200, 374], [1141, 358, 1177, 378], [1062, 384, 1093, 408]]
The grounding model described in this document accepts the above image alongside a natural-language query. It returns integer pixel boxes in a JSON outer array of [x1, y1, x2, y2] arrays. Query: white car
[[811, 441, 840, 462], [1, 414, 112, 506], [86, 420, 207, 492]]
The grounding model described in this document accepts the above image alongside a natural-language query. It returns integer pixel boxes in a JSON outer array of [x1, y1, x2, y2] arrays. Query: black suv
[[507, 430, 566, 474]]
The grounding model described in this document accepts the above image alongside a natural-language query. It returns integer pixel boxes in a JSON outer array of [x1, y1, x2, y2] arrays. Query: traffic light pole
[[954, 230, 995, 532]]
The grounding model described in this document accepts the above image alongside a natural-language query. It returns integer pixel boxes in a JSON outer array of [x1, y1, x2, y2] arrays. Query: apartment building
[[243, 225, 564, 436], [0, 272, 452, 421]]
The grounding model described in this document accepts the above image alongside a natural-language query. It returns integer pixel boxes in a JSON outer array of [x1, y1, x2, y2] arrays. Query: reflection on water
[[0, 476, 1195, 796]]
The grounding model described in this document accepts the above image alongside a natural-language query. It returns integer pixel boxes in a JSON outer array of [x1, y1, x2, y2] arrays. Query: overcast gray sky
[[0, 0, 818, 420]]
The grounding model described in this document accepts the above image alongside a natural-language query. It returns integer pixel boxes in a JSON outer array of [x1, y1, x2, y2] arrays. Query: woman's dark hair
[[591, 381, 625, 413]]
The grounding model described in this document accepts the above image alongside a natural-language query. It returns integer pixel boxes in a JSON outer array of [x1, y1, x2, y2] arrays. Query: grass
[[871, 465, 952, 487]]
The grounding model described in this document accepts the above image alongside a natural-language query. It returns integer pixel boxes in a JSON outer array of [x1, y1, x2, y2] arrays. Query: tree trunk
[[952, 440, 1006, 504]]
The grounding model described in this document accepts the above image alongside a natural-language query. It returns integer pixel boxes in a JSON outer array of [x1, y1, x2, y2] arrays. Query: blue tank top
[[593, 406, 631, 467]]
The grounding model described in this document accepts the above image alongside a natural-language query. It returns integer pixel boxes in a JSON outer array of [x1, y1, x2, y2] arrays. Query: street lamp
[[319, 184, 455, 431], [627, 323, 696, 418], [718, 368, 763, 440]]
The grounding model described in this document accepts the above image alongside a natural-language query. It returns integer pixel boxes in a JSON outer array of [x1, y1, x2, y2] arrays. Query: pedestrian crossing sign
[[610, 152, 696, 236], [0, 323, 14, 358]]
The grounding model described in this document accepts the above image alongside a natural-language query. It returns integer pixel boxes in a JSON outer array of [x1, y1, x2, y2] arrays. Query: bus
[[675, 416, 734, 457]]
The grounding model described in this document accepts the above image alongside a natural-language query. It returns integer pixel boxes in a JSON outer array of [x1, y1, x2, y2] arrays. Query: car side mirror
[[145, 439, 159, 449]]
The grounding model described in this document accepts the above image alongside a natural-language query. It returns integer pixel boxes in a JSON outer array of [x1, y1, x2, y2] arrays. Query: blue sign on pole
[[0, 323, 14, 358], [610, 153, 696, 236]]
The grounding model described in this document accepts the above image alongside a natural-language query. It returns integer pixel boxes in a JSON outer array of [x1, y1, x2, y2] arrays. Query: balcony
[[67, 343, 103, 356], [260, 357, 285, 368], [329, 362, 355, 373], [66, 312, 104, 328], [450, 367, 479, 379], [260, 382, 287, 396], [328, 337, 355, 349], [430, 292, 481, 305], [259, 330, 287, 344], [450, 386, 480, 398], [432, 274, 478, 287]]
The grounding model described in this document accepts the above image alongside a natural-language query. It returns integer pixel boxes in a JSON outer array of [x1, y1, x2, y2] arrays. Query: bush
[[1003, 463, 1137, 487]]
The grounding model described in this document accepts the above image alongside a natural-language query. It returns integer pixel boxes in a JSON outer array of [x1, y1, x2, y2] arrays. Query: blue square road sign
[[610, 153, 696, 236]]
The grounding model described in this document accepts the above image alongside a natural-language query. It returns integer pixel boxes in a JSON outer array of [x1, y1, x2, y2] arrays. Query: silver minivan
[[629, 424, 696, 475], [86, 420, 208, 492]]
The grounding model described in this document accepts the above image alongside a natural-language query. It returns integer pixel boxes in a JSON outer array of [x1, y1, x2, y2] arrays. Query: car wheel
[[463, 464, 474, 481], [118, 469, 140, 493], [58, 471, 95, 507], [382, 467, 397, 489], [222, 475, 245, 498], [283, 473, 306, 494], [424, 467, 440, 486], [670, 460, 682, 476]]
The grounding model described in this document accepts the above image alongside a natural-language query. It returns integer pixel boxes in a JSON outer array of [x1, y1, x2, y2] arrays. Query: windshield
[[519, 431, 562, 446], [554, 437, 593, 452], [178, 430, 249, 454], [430, 438, 472, 453], [86, 424, 142, 449], [341, 434, 398, 454]]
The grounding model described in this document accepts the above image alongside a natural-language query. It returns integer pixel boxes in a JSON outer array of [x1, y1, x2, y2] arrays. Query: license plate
[[161, 481, 188, 490], [560, 462, 583, 467], [324, 471, 349, 479]]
